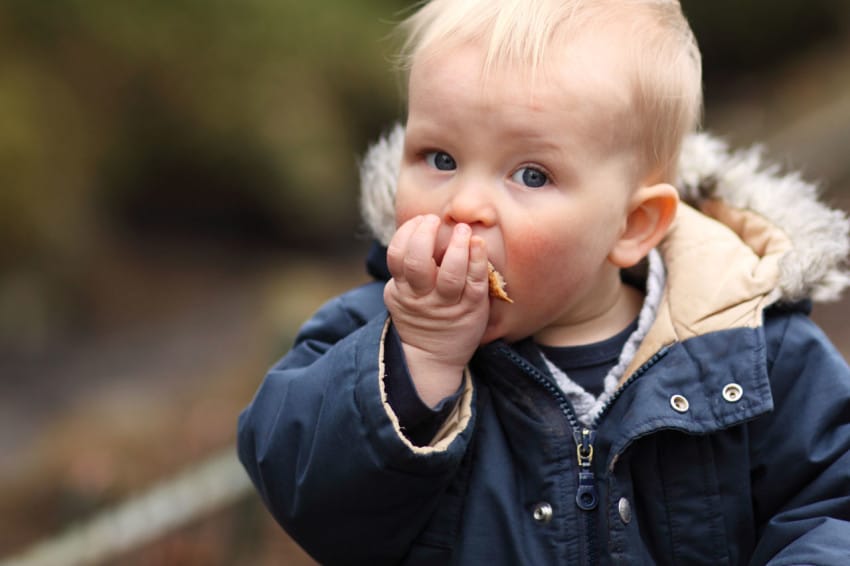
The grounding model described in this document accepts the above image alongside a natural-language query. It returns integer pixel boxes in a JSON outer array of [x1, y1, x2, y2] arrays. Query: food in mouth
[[487, 262, 513, 303]]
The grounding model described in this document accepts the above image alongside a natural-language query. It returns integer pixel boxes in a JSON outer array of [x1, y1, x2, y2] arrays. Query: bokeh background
[[1, 1, 849, 564]]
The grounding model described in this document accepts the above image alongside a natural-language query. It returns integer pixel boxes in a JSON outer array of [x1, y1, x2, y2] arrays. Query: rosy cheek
[[504, 228, 581, 304], [507, 230, 562, 270]]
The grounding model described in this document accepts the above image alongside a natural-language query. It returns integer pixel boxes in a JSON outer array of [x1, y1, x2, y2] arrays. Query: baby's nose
[[444, 180, 497, 227]]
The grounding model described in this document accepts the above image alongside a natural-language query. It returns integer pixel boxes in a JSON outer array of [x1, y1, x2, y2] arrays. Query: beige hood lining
[[623, 202, 792, 378]]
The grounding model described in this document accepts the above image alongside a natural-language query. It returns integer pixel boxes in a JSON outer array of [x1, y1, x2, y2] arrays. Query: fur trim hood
[[360, 124, 850, 305]]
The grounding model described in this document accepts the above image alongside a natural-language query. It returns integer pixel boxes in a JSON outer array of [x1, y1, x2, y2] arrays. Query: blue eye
[[511, 166, 549, 189], [425, 151, 457, 171]]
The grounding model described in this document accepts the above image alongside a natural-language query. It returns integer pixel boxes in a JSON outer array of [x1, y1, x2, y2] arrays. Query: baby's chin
[[480, 314, 528, 345]]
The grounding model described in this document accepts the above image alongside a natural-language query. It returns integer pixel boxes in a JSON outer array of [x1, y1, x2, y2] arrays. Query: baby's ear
[[608, 183, 678, 268]]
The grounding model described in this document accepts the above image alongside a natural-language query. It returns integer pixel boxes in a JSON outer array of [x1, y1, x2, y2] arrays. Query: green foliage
[[0, 0, 412, 350], [0, 0, 408, 270]]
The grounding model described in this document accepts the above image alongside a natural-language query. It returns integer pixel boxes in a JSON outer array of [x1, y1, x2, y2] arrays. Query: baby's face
[[396, 37, 641, 343]]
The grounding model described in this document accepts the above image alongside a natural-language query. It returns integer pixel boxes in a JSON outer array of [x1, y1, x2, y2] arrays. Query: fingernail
[[455, 223, 470, 236]]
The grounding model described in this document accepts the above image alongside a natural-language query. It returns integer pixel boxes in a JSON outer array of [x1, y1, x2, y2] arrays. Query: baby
[[239, 1, 850, 564]]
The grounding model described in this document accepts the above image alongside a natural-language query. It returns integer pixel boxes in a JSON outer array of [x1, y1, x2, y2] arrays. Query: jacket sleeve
[[749, 311, 850, 565], [237, 286, 475, 565]]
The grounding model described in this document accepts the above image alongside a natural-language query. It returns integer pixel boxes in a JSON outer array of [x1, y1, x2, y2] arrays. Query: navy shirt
[[536, 318, 638, 397]]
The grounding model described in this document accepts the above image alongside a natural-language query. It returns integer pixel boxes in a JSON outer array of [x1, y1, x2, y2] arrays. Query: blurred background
[[0, 0, 849, 564]]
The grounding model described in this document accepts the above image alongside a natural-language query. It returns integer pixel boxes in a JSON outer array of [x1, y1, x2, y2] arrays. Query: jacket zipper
[[499, 344, 672, 564], [575, 427, 599, 566]]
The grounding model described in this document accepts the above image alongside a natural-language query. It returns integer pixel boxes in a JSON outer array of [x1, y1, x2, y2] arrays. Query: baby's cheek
[[394, 190, 431, 228], [509, 230, 563, 271], [394, 200, 419, 228], [507, 230, 583, 298]]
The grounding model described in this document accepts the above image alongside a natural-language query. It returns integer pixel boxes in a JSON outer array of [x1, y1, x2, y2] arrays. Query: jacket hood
[[360, 123, 850, 306]]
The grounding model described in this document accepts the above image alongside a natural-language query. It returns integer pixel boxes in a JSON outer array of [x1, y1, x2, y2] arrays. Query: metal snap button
[[532, 502, 553, 523], [670, 394, 690, 413], [722, 383, 743, 403], [618, 497, 632, 524]]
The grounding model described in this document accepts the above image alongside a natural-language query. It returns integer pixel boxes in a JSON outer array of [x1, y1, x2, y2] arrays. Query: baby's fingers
[[435, 223, 471, 302], [401, 214, 440, 294], [386, 215, 424, 280], [466, 236, 489, 300]]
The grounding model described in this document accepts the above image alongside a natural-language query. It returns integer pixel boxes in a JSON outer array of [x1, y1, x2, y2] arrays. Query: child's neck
[[534, 281, 644, 348]]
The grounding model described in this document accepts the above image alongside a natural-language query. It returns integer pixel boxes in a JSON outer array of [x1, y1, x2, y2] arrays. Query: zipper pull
[[575, 428, 598, 511]]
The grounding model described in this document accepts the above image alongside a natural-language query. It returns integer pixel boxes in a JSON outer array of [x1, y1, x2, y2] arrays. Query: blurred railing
[[0, 448, 250, 566]]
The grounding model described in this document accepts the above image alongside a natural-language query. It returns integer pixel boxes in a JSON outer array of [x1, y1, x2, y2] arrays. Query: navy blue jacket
[[239, 129, 850, 564]]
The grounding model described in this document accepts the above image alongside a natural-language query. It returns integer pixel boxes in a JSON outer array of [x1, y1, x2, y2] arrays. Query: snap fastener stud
[[670, 394, 689, 413], [722, 383, 743, 403], [532, 502, 553, 523], [618, 497, 632, 524]]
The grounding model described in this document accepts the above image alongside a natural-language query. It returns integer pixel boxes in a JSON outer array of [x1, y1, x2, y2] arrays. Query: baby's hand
[[384, 214, 489, 406]]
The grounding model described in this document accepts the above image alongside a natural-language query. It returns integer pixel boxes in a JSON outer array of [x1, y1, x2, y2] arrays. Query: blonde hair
[[396, 0, 703, 183]]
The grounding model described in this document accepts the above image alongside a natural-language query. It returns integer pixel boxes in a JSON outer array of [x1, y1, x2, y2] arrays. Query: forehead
[[407, 35, 634, 148]]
